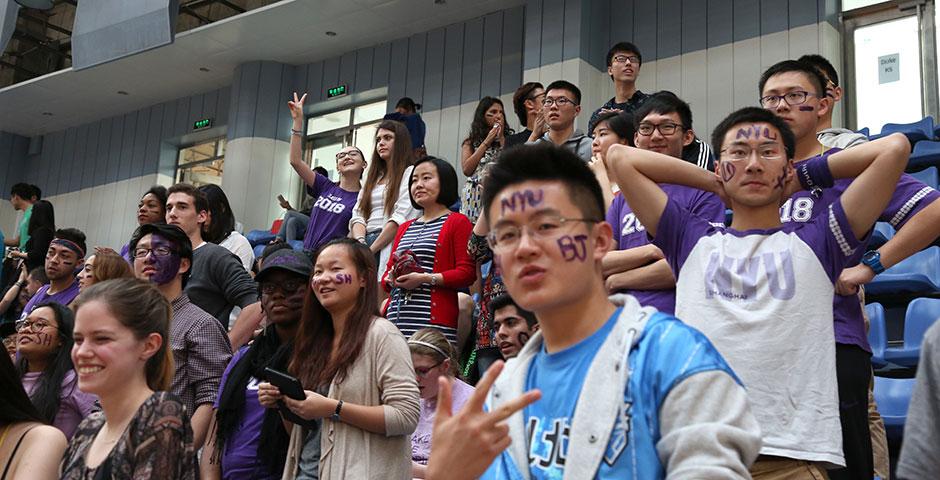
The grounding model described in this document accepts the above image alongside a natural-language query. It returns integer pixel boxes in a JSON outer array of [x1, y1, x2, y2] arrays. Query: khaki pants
[[750, 457, 829, 480]]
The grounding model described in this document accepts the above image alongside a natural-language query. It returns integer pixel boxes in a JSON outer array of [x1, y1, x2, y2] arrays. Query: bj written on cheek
[[557, 235, 588, 262]]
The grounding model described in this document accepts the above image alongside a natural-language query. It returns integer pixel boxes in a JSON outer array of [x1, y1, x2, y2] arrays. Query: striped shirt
[[386, 214, 457, 345]]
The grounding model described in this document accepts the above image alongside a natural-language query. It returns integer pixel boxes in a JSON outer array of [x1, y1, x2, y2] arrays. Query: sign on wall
[[878, 54, 900, 84]]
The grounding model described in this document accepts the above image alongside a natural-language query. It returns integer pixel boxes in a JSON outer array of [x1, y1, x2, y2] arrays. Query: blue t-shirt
[[482, 308, 740, 479]]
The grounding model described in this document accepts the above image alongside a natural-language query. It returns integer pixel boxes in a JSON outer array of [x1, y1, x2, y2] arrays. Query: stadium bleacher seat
[[908, 141, 940, 172], [872, 116, 935, 144], [868, 222, 895, 250], [883, 297, 940, 367], [873, 376, 915, 443], [866, 302, 888, 369], [909, 166, 939, 189], [867, 246, 940, 295], [857, 127, 870, 138]]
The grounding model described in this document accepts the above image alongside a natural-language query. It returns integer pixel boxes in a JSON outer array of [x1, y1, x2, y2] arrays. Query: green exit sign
[[193, 118, 212, 130], [327, 84, 347, 98]]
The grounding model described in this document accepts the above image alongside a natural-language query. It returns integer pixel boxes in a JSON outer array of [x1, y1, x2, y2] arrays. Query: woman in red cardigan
[[382, 156, 476, 347]]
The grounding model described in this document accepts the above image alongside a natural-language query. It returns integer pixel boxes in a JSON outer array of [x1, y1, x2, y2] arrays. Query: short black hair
[[53, 228, 86, 259], [758, 60, 828, 98], [313, 166, 330, 179], [395, 97, 421, 112], [167, 183, 210, 214], [606, 41, 642, 67], [10, 183, 32, 200], [28, 266, 48, 284], [711, 107, 796, 161], [29, 184, 41, 201], [409, 156, 459, 210], [142, 185, 168, 208], [798, 54, 839, 87], [512, 82, 544, 127], [489, 293, 537, 328], [634, 91, 694, 130], [129, 223, 194, 287], [481, 144, 605, 222], [545, 80, 581, 106], [592, 111, 635, 147]]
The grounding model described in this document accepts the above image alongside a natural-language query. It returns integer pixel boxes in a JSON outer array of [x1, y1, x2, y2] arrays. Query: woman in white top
[[349, 119, 417, 279], [199, 184, 255, 271]]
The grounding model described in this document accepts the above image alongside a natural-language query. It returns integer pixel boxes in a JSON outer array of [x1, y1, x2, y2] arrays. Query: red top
[[382, 212, 477, 329]]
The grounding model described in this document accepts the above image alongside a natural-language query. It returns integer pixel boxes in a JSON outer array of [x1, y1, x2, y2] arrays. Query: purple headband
[[51, 238, 85, 258]]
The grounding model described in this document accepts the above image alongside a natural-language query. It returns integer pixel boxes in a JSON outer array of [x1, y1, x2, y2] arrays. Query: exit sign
[[193, 118, 212, 130], [327, 84, 347, 98]]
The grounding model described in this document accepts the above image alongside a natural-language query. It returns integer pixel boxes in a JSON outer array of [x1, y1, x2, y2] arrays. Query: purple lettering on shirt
[[147, 235, 181, 286], [721, 162, 736, 182], [736, 256, 761, 300], [704, 251, 734, 299], [557, 234, 588, 262], [764, 251, 796, 300], [500, 189, 544, 216], [336, 273, 352, 284]]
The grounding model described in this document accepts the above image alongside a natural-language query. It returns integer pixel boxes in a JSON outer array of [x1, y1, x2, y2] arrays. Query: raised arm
[[288, 93, 318, 186], [607, 144, 720, 238]]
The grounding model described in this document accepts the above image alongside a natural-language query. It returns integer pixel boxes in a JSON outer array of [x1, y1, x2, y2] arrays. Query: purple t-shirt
[[411, 379, 474, 465], [654, 198, 860, 465], [22, 281, 81, 316], [21, 370, 97, 439], [302, 173, 359, 251], [605, 185, 724, 314], [214, 347, 278, 480], [781, 151, 940, 352]]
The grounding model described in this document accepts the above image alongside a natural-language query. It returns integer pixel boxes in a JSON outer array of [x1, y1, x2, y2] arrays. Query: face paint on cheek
[[335, 273, 352, 284], [499, 189, 544, 216], [774, 165, 788, 190], [798, 106, 814, 112], [721, 162, 736, 182], [557, 235, 588, 262], [35, 331, 54, 347], [516, 331, 530, 348], [148, 235, 181, 285]]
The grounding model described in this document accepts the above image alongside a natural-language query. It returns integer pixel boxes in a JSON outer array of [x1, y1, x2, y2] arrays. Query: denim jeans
[[277, 210, 310, 242]]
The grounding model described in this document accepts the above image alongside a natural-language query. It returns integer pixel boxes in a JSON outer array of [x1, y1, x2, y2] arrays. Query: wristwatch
[[330, 400, 344, 422], [861, 250, 886, 274]]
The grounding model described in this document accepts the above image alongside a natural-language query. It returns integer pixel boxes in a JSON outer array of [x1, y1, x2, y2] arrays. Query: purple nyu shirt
[[605, 185, 724, 314], [302, 173, 359, 251], [22, 281, 81, 316], [781, 150, 940, 352]]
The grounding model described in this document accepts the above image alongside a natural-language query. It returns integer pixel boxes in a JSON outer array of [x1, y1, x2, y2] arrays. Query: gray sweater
[[185, 242, 257, 327], [897, 321, 940, 479]]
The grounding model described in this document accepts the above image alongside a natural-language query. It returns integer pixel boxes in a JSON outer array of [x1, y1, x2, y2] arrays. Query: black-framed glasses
[[133, 246, 175, 259], [487, 215, 600, 253], [415, 360, 444, 377], [260, 279, 306, 295], [542, 96, 577, 107], [636, 122, 683, 136], [612, 54, 640, 65], [14, 318, 57, 333], [759, 90, 821, 108]]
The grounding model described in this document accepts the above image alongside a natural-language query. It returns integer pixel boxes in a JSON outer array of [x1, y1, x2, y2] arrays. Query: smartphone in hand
[[264, 367, 306, 400]]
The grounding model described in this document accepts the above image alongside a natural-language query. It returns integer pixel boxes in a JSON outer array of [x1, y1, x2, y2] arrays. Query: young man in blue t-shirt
[[426, 144, 762, 479], [608, 107, 910, 478]]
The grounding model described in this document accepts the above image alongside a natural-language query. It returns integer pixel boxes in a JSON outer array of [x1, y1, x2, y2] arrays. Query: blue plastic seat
[[908, 141, 940, 172], [857, 127, 870, 138], [873, 376, 915, 443], [866, 303, 888, 369], [909, 166, 939, 190], [873, 116, 935, 144], [883, 298, 940, 367], [867, 222, 895, 249], [867, 246, 940, 295]]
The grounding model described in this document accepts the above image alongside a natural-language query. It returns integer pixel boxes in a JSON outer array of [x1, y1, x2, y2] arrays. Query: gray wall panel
[[482, 12, 503, 96], [275, 65, 296, 143], [321, 57, 341, 102], [789, 0, 818, 27], [733, 0, 760, 41], [681, 0, 707, 53], [563, 0, 583, 61], [355, 47, 374, 93], [145, 105, 164, 176], [634, 0, 657, 60], [460, 17, 484, 104], [657, 0, 682, 58], [540, 0, 563, 65], [340, 51, 357, 94], [233, 62, 260, 139], [175, 96, 192, 138], [118, 114, 136, 182], [217, 86, 231, 125], [707, 0, 733, 47], [388, 38, 409, 109], [254, 63, 284, 140], [70, 125, 89, 192], [760, 0, 788, 35], [423, 28, 446, 112], [587, 0, 611, 70], [132, 109, 150, 178], [202, 89, 219, 127], [45, 132, 64, 194], [81, 122, 100, 190], [500, 6, 524, 94], [305, 61, 324, 101], [95, 118, 112, 184], [442, 24, 464, 107], [106, 119, 123, 184], [372, 43, 392, 90], [610, 0, 635, 48], [0, 133, 12, 198], [523, 0, 542, 70], [59, 128, 76, 196], [406, 34, 427, 101]]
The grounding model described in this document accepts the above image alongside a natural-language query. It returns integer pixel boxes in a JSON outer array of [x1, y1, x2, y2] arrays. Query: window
[[303, 100, 387, 177], [176, 137, 225, 186]]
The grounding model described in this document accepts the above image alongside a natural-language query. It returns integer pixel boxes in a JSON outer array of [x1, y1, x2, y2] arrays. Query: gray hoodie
[[528, 130, 593, 162], [817, 128, 869, 150]]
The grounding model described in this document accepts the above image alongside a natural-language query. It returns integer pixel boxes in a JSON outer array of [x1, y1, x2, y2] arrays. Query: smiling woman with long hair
[[258, 239, 419, 479], [15, 302, 97, 439]]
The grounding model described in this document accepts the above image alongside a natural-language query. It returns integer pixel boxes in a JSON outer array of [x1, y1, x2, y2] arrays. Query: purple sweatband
[[796, 153, 834, 193]]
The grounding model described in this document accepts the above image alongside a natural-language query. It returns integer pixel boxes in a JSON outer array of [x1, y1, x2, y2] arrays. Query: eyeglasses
[[542, 96, 577, 108], [133, 246, 175, 259], [336, 150, 361, 160], [487, 215, 599, 253], [260, 279, 306, 295], [759, 90, 821, 108], [612, 54, 640, 65], [720, 144, 785, 162], [415, 360, 444, 377], [14, 319, 57, 333], [636, 122, 683, 136]]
